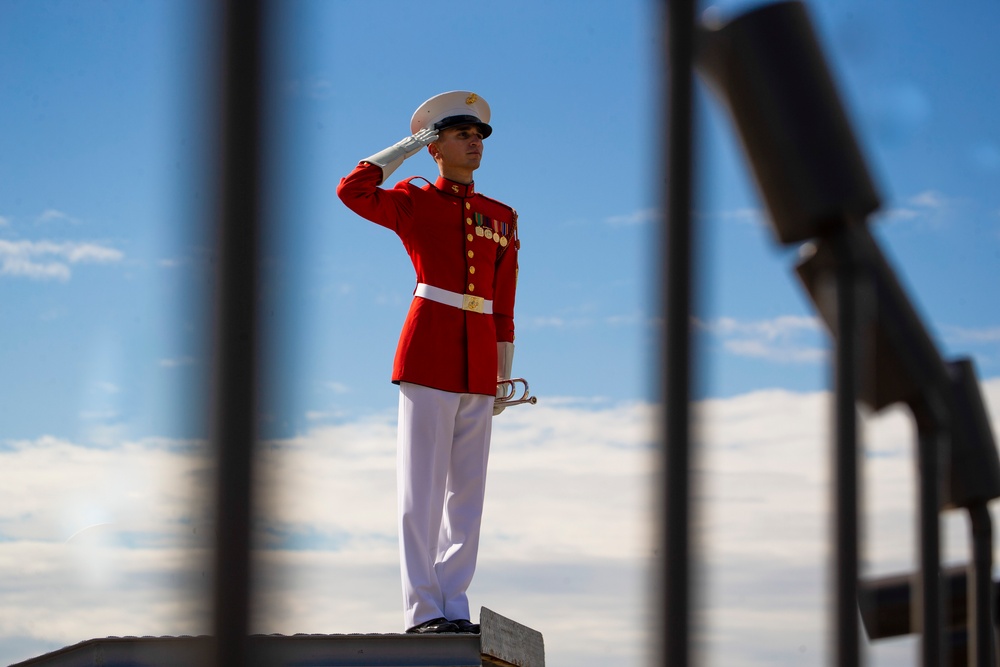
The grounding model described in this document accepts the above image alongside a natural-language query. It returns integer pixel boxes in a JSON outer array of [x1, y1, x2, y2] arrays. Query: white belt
[[414, 283, 493, 314]]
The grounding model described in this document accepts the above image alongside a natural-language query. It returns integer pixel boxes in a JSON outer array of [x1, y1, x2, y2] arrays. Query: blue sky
[[1, 1, 999, 666]]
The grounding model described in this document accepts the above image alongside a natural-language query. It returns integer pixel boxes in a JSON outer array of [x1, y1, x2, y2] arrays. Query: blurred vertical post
[[660, 0, 697, 664], [831, 230, 862, 665], [695, 4, 884, 663], [211, 0, 265, 664]]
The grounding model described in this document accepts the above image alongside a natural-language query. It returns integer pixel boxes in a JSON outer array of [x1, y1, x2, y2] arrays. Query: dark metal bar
[[832, 228, 861, 667], [967, 504, 994, 667], [661, 0, 696, 664], [211, 0, 265, 664], [858, 566, 969, 642], [914, 418, 945, 667]]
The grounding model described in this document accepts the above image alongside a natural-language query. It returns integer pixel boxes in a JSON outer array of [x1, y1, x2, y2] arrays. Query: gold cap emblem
[[466, 93, 478, 105]]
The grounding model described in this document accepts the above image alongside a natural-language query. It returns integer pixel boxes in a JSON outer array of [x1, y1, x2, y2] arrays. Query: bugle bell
[[495, 377, 538, 408]]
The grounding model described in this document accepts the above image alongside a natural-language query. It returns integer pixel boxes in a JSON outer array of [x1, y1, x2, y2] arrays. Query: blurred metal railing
[[679, 2, 1000, 667], [209, 1, 265, 665], [659, 0, 698, 664], [205, 2, 1000, 666]]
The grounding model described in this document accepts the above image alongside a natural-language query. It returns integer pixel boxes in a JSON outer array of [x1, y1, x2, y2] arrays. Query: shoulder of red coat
[[474, 192, 517, 219], [398, 175, 434, 191]]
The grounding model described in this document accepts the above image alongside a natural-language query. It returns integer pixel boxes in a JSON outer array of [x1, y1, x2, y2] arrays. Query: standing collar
[[435, 176, 475, 198]]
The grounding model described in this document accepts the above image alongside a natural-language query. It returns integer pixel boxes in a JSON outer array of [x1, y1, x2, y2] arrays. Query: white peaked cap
[[410, 91, 492, 138]]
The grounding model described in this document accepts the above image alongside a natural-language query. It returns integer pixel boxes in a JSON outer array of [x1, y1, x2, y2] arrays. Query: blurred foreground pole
[[695, 4, 882, 665], [660, 0, 697, 664], [831, 231, 863, 665], [211, 0, 265, 665]]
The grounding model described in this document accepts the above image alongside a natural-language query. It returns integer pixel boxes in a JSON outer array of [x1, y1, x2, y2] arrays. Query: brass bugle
[[495, 377, 538, 407]]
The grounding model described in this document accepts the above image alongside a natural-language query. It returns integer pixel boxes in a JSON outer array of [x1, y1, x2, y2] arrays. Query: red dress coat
[[337, 162, 519, 396]]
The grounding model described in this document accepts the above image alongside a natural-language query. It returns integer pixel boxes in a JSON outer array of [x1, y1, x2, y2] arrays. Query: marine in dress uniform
[[336, 91, 519, 635]]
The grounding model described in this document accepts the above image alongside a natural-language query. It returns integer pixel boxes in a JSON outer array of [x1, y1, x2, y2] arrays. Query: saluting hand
[[412, 127, 439, 146], [362, 127, 440, 184], [399, 127, 440, 158]]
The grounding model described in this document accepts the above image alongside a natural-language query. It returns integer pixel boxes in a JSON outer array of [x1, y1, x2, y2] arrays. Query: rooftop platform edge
[[9, 607, 544, 667]]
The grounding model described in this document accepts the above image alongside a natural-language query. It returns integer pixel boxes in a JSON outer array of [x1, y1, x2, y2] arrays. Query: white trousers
[[397, 382, 493, 629]]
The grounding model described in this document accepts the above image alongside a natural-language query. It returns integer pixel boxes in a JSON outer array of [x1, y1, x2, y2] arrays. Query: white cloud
[[0, 256, 70, 280], [0, 401, 655, 667], [2, 381, 1000, 666], [696, 378, 1000, 665], [942, 324, 1000, 344], [723, 338, 826, 363], [699, 315, 828, 363], [875, 190, 956, 228], [0, 240, 124, 281], [604, 208, 659, 227], [605, 312, 648, 327], [523, 315, 570, 328], [877, 207, 920, 223], [35, 209, 81, 225], [701, 315, 821, 339], [908, 190, 947, 209]]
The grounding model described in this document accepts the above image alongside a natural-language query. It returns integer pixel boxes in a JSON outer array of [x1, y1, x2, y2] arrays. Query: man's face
[[430, 124, 484, 172]]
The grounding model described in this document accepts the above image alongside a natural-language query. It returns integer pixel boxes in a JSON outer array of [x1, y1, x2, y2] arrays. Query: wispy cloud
[[0, 240, 123, 281], [78, 409, 120, 421], [697, 315, 827, 363], [285, 77, 334, 100], [697, 207, 766, 225], [523, 315, 572, 328], [35, 209, 81, 225], [942, 324, 1000, 344], [158, 356, 197, 369], [876, 189, 955, 227], [604, 208, 659, 227]]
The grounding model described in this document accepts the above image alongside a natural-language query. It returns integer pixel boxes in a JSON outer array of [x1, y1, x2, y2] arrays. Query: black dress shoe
[[406, 617, 460, 634], [451, 619, 480, 634]]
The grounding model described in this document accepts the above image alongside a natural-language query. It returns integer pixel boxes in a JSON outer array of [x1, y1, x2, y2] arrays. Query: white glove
[[362, 127, 439, 184], [494, 342, 515, 416]]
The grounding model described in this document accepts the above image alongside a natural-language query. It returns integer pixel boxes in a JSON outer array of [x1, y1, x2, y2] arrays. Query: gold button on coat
[[468, 283, 475, 292], [466, 217, 472, 225], [467, 250, 474, 258], [469, 266, 475, 274], [467, 234, 473, 242]]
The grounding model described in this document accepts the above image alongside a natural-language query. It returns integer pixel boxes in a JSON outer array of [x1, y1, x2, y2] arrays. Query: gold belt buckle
[[462, 294, 484, 313]]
